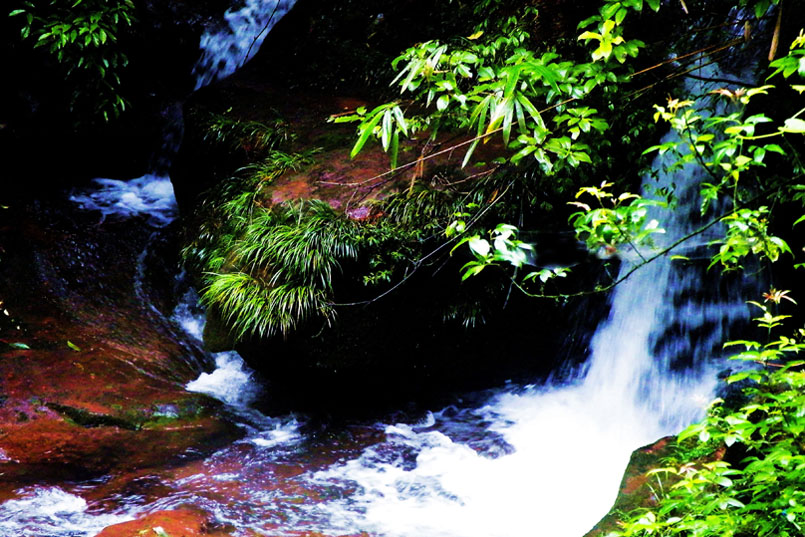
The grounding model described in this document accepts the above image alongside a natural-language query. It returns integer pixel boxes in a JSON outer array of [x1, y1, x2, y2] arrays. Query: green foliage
[[204, 113, 293, 156], [183, 150, 358, 339], [333, 0, 640, 173], [769, 29, 805, 80], [640, 31, 805, 271], [451, 223, 537, 280], [194, 199, 360, 339], [9, 0, 136, 122], [568, 181, 666, 255], [462, 20, 805, 286], [610, 294, 805, 537]]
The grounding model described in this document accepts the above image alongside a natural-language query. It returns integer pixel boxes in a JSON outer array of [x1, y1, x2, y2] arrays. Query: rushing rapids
[[1, 3, 761, 537]]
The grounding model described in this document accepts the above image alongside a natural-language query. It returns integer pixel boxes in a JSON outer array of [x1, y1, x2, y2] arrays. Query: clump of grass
[[201, 200, 360, 339], [185, 155, 361, 340], [204, 113, 292, 155]]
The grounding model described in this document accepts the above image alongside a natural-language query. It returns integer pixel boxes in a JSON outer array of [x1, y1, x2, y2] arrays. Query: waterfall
[[306, 64, 755, 537], [28, 4, 762, 537], [193, 0, 297, 90]]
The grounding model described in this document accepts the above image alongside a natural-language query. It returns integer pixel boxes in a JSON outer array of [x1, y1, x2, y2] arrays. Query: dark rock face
[[0, 0, 231, 195], [0, 199, 240, 487]]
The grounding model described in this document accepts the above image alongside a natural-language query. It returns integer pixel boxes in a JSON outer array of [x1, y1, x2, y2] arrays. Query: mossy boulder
[[0, 199, 240, 485]]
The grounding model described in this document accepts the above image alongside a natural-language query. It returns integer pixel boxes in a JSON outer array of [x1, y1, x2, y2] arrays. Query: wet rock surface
[[94, 507, 237, 537], [0, 199, 241, 488], [584, 436, 678, 537]]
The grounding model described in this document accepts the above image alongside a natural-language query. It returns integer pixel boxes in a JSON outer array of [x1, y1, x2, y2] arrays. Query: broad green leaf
[[350, 111, 384, 158], [391, 106, 408, 136], [436, 94, 450, 111], [463, 99, 489, 167], [515, 93, 544, 127], [468, 237, 491, 257], [781, 117, 805, 133], [503, 66, 522, 99]]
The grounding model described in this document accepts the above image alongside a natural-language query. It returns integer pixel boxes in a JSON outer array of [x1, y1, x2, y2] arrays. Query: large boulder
[[0, 199, 240, 486], [169, 0, 613, 413]]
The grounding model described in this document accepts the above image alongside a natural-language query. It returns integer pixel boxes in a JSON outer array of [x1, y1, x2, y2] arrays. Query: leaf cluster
[[182, 150, 357, 339], [641, 33, 805, 271], [611, 296, 805, 537], [332, 0, 649, 173], [193, 198, 361, 340], [9, 0, 136, 122], [203, 113, 293, 156]]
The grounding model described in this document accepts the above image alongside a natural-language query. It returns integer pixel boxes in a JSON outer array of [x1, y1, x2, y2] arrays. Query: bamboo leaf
[[503, 65, 522, 100], [390, 130, 400, 169], [350, 111, 384, 158], [381, 109, 392, 151]]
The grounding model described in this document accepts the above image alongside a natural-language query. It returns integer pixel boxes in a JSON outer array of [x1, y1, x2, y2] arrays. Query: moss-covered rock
[[584, 436, 678, 537], [0, 199, 241, 485]]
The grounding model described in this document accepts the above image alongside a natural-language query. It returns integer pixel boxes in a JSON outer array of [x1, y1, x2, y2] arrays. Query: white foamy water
[[69, 174, 178, 227], [312, 385, 661, 537], [173, 289, 259, 408], [0, 488, 132, 537], [186, 351, 258, 407], [193, 0, 297, 89]]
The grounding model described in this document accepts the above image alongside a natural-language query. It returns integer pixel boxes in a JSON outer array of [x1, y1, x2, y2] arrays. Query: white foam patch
[[69, 174, 177, 227], [312, 383, 669, 537], [0, 487, 133, 537], [248, 419, 302, 448], [173, 289, 259, 408], [186, 351, 258, 407]]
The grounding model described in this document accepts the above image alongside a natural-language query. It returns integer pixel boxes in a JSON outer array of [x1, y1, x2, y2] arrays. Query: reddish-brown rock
[[584, 436, 677, 537], [94, 508, 239, 537], [0, 201, 240, 486]]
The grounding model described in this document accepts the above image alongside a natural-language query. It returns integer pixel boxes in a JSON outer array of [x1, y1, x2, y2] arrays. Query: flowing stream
[[1, 3, 759, 536]]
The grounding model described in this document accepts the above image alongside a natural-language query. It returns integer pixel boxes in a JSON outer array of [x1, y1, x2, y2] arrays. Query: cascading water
[[8, 4, 763, 537], [0, 488, 132, 537], [296, 65, 755, 537], [174, 288, 259, 408], [193, 0, 297, 90]]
